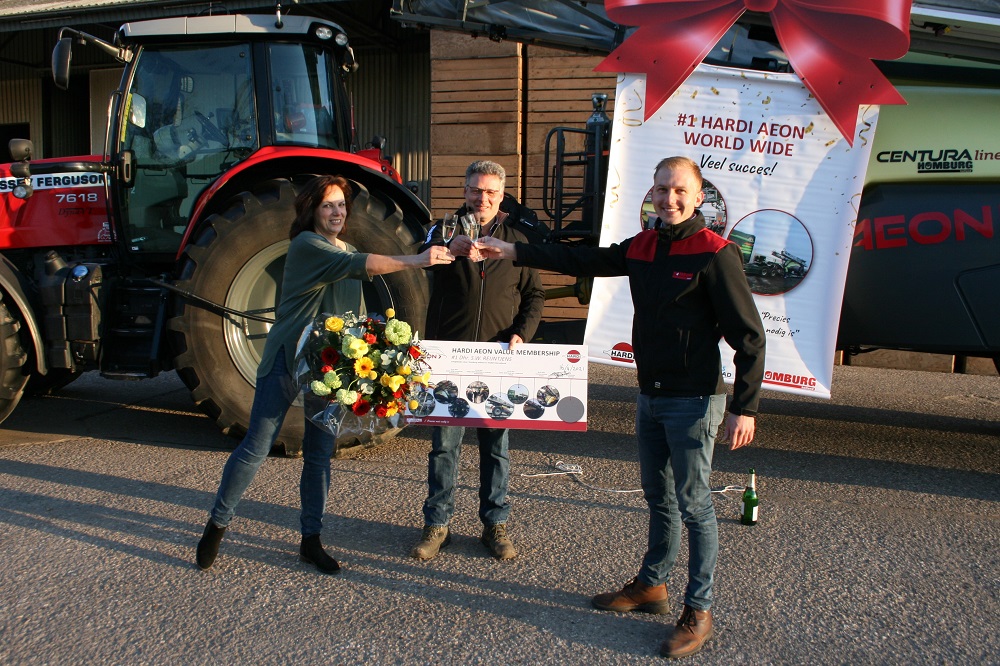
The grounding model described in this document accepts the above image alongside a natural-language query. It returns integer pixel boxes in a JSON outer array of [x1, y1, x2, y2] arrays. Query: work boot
[[480, 523, 517, 560], [660, 605, 714, 659], [410, 525, 451, 560], [196, 520, 226, 570], [592, 577, 670, 614], [299, 534, 341, 575]]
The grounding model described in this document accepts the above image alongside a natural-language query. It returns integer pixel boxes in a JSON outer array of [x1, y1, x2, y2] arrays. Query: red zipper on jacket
[[473, 220, 499, 340]]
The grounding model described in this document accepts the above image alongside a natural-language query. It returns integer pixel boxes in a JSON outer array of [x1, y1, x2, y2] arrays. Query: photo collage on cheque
[[412, 377, 585, 424]]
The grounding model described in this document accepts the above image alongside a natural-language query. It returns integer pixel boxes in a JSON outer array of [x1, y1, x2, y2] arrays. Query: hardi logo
[[608, 342, 634, 363], [764, 370, 817, 390], [566, 349, 582, 363]]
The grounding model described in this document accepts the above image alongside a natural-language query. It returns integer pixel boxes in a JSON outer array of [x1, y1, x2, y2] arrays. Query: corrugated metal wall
[[0, 25, 114, 159], [89, 68, 125, 155], [0, 71, 44, 157], [346, 48, 431, 204]]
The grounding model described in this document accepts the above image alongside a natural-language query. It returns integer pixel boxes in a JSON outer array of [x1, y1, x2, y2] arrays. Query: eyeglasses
[[465, 186, 502, 199]]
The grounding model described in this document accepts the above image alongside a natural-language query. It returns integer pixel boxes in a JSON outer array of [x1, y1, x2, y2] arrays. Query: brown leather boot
[[481, 523, 517, 560], [410, 525, 451, 560], [660, 605, 714, 659], [591, 577, 670, 614]]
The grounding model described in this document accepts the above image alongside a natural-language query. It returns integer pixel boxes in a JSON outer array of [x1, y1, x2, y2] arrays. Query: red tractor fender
[[175, 146, 409, 260]]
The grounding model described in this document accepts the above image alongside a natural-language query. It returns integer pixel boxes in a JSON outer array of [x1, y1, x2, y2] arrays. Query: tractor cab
[[55, 14, 356, 256]]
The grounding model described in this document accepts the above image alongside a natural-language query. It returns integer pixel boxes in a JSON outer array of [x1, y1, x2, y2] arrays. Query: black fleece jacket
[[421, 209, 544, 344], [515, 212, 766, 416]]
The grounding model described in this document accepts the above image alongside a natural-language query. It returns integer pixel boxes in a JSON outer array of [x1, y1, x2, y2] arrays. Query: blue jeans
[[208, 350, 336, 537], [635, 393, 725, 611], [422, 426, 511, 527]]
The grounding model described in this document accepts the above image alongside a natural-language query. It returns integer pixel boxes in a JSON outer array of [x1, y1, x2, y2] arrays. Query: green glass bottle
[[740, 468, 758, 525]]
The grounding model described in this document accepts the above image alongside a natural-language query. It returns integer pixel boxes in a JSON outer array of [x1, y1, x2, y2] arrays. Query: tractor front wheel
[[0, 297, 29, 423]]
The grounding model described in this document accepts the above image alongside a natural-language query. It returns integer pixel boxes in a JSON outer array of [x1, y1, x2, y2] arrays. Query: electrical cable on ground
[[521, 460, 746, 495]]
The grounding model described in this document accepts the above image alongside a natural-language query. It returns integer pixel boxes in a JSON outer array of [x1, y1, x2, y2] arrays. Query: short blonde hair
[[653, 156, 702, 188]]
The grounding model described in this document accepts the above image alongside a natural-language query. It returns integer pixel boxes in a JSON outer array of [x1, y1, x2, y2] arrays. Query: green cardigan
[[257, 231, 370, 379]]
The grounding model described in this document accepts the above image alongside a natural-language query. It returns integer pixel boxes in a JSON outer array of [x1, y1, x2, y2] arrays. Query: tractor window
[[120, 43, 258, 253], [268, 43, 345, 150]]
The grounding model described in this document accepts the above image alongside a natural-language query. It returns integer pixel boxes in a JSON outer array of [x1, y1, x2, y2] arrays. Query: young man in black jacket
[[410, 160, 545, 561], [479, 156, 765, 659]]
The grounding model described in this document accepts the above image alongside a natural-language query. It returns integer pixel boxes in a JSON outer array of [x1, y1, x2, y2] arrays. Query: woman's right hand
[[419, 245, 455, 267]]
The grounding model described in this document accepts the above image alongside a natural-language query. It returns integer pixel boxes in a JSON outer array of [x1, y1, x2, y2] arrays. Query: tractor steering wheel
[[194, 111, 227, 145]]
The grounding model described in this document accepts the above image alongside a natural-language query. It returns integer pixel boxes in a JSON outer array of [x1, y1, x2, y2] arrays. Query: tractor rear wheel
[[168, 177, 429, 454]]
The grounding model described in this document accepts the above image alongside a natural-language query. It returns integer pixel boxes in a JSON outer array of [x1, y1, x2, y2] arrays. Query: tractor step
[[100, 282, 168, 379]]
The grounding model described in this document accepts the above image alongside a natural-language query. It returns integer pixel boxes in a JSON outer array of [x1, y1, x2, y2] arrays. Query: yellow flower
[[386, 403, 399, 417], [354, 357, 375, 376], [408, 399, 419, 411], [369, 371, 378, 380], [380, 373, 406, 392], [385, 308, 395, 319], [398, 364, 412, 376], [343, 335, 369, 359], [324, 316, 344, 333]]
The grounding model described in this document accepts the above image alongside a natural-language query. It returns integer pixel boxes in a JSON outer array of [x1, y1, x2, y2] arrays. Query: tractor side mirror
[[129, 93, 147, 129], [8, 138, 32, 161], [53, 37, 73, 90]]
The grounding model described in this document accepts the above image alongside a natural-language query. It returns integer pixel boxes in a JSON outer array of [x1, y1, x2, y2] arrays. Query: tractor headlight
[[314, 25, 334, 40]]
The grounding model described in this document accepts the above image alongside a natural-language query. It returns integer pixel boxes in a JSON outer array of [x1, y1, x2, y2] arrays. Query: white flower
[[384, 319, 412, 346], [310, 380, 332, 396], [335, 388, 358, 405], [322, 371, 342, 389]]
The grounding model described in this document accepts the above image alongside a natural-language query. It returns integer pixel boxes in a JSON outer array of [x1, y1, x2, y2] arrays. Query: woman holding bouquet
[[196, 175, 453, 574]]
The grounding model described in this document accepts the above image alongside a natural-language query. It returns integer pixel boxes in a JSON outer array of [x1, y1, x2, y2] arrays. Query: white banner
[[586, 64, 879, 398], [407, 341, 588, 431]]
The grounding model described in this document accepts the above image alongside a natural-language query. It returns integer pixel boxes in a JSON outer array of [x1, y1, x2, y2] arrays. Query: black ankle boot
[[196, 520, 226, 570], [299, 534, 341, 575]]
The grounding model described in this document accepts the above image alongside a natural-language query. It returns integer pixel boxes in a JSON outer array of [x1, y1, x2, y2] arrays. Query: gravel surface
[[0, 364, 997, 665]]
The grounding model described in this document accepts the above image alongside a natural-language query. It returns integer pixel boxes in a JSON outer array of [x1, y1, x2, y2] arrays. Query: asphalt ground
[[0, 364, 998, 665]]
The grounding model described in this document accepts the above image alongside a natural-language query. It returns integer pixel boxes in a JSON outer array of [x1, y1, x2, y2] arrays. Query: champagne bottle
[[740, 468, 758, 525]]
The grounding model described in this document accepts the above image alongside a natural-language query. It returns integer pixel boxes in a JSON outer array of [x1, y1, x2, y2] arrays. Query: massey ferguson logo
[[566, 349, 582, 363], [607, 342, 634, 363], [0, 172, 105, 192], [764, 370, 817, 390]]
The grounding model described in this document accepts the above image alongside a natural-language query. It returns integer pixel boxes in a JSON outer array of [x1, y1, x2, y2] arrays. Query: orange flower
[[354, 357, 375, 376]]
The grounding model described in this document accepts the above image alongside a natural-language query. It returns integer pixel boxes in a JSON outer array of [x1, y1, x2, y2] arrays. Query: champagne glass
[[462, 213, 480, 242], [441, 213, 458, 242], [463, 214, 483, 261]]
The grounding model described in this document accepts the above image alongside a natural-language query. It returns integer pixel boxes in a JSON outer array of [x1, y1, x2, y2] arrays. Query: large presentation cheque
[[406, 341, 589, 432]]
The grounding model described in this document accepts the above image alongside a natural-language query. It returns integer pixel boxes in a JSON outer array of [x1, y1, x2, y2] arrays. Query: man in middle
[[410, 159, 545, 561]]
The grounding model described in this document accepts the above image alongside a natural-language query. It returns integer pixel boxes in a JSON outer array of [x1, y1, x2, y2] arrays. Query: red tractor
[[0, 12, 431, 452]]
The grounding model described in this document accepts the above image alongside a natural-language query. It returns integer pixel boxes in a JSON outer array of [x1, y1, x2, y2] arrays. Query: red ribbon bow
[[595, 0, 912, 145]]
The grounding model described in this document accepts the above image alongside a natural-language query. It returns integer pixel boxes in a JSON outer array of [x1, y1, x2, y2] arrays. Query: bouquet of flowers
[[294, 308, 432, 438]]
